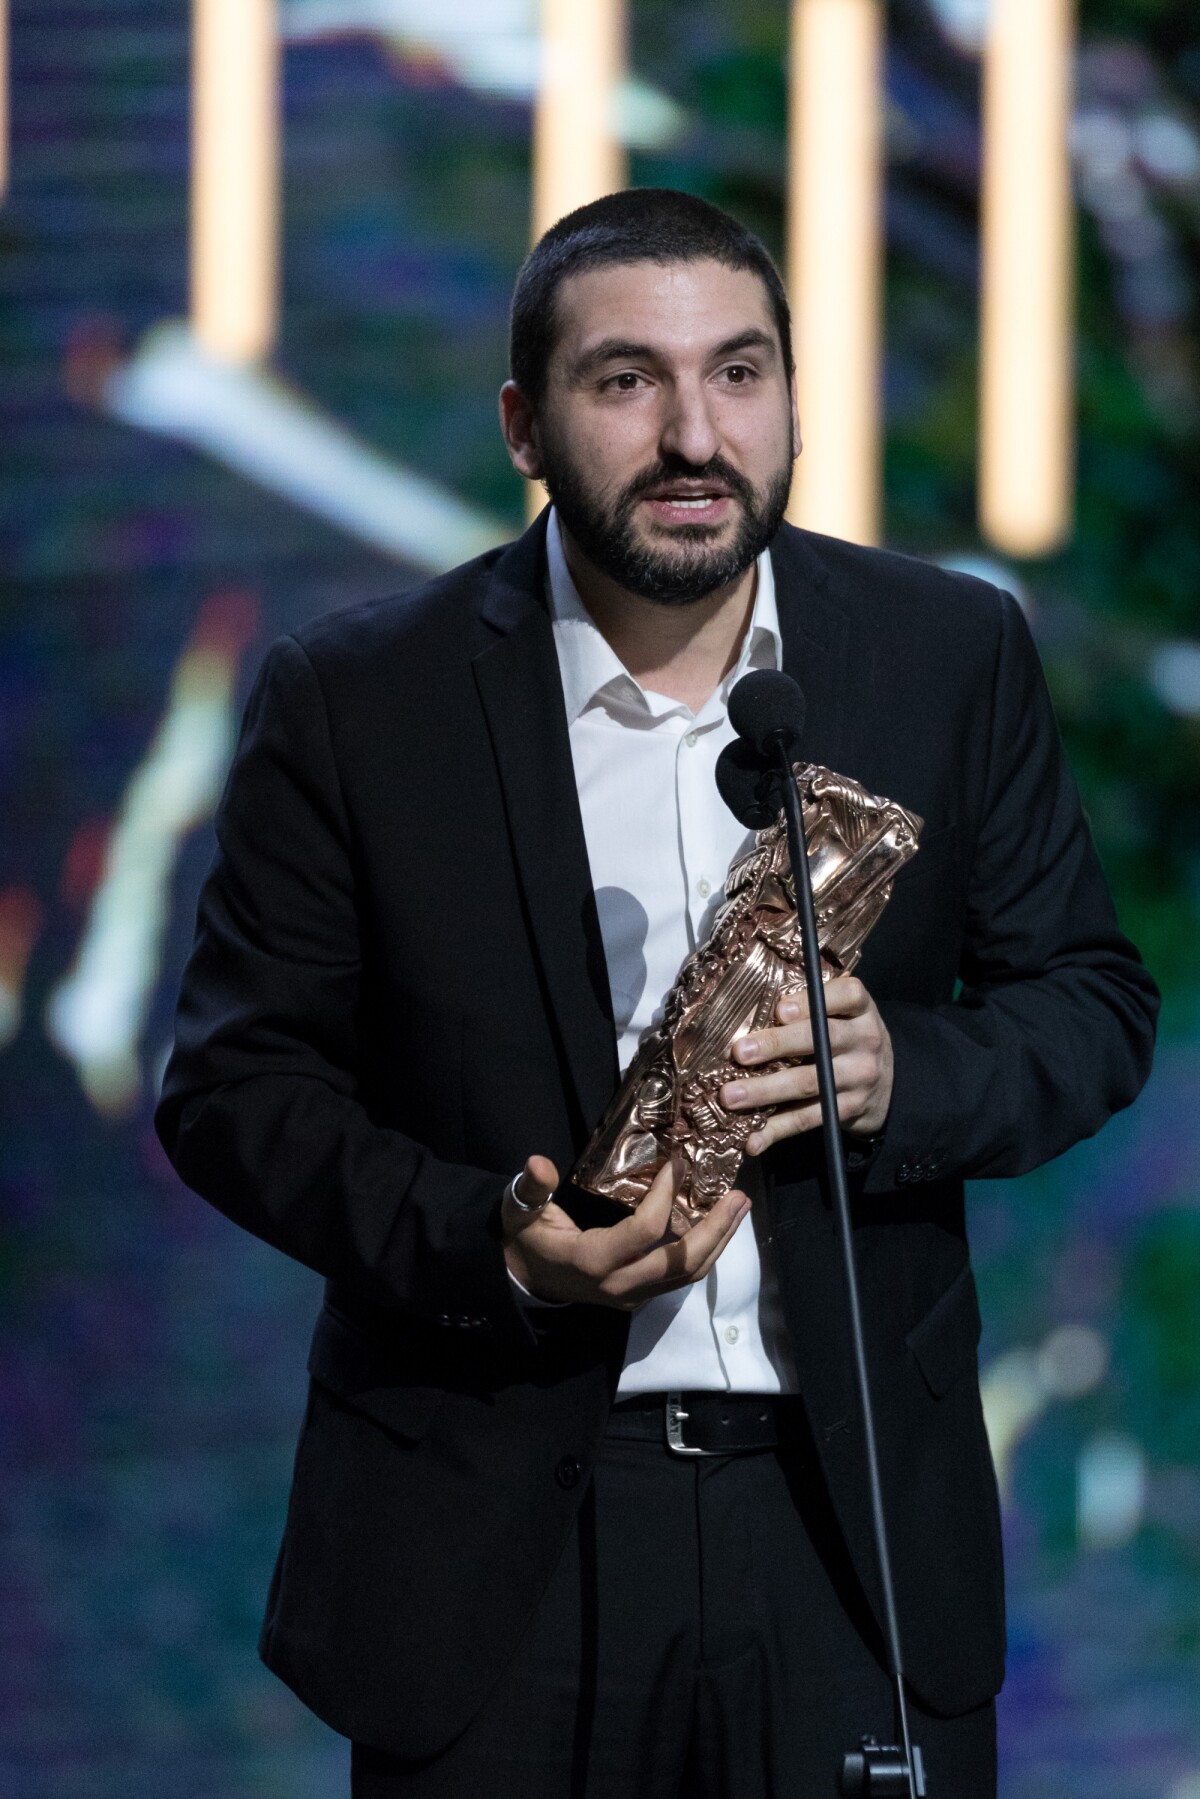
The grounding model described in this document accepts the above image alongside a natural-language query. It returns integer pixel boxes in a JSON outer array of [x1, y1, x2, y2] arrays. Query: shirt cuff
[[506, 1267, 570, 1310]]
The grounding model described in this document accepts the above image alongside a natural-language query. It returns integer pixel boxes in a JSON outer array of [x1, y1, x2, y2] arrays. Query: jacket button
[[555, 1455, 582, 1491], [896, 1162, 911, 1184]]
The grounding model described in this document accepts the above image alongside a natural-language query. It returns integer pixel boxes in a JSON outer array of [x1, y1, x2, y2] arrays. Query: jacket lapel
[[472, 519, 619, 1145], [770, 526, 853, 773]]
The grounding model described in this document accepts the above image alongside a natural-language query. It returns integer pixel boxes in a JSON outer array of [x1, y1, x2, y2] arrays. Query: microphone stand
[[772, 741, 925, 1799]]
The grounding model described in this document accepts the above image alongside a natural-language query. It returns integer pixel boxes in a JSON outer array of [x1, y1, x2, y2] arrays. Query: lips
[[653, 495, 724, 509], [641, 485, 732, 503], [640, 487, 734, 525]]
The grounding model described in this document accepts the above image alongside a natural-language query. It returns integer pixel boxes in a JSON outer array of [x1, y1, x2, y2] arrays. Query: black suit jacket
[[157, 519, 1158, 1756]]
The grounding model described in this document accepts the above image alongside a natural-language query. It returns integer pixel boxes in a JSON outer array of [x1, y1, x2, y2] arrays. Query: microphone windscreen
[[727, 669, 807, 756], [715, 738, 783, 830]]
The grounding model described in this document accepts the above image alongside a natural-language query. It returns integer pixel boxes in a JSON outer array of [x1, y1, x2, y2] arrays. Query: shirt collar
[[545, 506, 782, 726]]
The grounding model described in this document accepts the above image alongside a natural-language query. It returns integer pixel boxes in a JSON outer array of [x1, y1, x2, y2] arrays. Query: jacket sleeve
[[867, 591, 1159, 1192], [155, 633, 532, 1344]]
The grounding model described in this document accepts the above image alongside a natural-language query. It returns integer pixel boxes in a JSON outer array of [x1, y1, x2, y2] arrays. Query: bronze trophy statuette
[[573, 764, 922, 1238]]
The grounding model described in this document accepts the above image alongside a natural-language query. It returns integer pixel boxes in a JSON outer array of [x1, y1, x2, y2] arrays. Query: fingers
[[601, 1185, 750, 1305], [722, 978, 889, 1153], [575, 1156, 679, 1281], [724, 1050, 880, 1114], [745, 1087, 864, 1154], [634, 1154, 680, 1239], [511, 1154, 560, 1214], [732, 1017, 857, 1066], [668, 1190, 751, 1285], [513, 1161, 752, 1312], [729, 980, 879, 1072], [503, 1156, 576, 1259], [724, 1061, 819, 1111], [793, 976, 871, 1018]]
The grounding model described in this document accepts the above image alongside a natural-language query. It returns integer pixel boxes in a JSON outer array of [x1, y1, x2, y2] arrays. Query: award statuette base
[[572, 763, 921, 1238]]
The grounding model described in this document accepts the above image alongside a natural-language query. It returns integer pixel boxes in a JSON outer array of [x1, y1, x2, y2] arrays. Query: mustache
[[619, 455, 758, 510]]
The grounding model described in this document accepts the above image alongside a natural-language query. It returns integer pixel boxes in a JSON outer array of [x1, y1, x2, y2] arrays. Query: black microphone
[[716, 671, 808, 829], [714, 737, 782, 831], [720, 672, 927, 1799], [726, 667, 807, 757]]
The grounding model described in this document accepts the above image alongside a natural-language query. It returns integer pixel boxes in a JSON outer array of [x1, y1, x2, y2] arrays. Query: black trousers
[[351, 1403, 997, 1798]]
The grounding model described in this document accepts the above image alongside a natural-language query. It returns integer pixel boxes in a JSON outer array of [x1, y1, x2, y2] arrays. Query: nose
[[658, 378, 721, 469]]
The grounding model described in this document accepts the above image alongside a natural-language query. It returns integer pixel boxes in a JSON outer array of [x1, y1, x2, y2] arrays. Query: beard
[[539, 436, 794, 608]]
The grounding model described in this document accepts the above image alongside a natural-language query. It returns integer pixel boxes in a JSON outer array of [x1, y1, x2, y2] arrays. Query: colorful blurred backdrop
[[1, 3, 1198, 1796]]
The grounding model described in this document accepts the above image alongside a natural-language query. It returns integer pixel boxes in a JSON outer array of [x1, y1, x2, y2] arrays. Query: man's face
[[532, 259, 798, 606]]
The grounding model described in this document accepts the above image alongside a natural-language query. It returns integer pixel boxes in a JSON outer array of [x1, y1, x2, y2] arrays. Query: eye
[[721, 363, 755, 385], [603, 370, 645, 392]]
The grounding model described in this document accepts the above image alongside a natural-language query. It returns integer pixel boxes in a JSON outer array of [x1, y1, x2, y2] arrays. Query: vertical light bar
[[527, 0, 626, 520], [979, 0, 1075, 557], [786, 0, 883, 546], [191, 0, 280, 364], [531, 0, 626, 243], [0, 0, 9, 201]]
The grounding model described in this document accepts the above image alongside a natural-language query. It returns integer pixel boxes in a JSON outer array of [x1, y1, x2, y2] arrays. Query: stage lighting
[[527, 0, 627, 520], [191, 0, 281, 364], [980, 0, 1075, 558], [786, 0, 883, 547]]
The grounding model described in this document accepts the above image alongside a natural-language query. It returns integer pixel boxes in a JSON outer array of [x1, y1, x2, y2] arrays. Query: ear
[[499, 381, 544, 481]]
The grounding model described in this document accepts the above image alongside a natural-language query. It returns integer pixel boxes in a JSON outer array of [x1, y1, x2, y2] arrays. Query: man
[[157, 190, 1158, 1797]]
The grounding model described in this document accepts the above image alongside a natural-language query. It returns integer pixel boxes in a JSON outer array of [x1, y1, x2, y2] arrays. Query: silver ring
[[506, 1171, 551, 1216]]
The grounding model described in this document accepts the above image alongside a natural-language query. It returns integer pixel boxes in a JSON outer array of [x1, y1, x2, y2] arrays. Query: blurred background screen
[[1, 2, 1198, 1795]]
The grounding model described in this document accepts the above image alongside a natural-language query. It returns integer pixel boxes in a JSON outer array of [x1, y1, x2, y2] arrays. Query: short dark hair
[[509, 188, 793, 404]]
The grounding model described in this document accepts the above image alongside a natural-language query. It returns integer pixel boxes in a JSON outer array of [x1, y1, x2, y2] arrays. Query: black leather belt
[[607, 1390, 805, 1457]]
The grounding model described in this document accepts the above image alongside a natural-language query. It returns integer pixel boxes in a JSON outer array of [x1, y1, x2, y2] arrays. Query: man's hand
[[720, 975, 893, 1153], [502, 1155, 749, 1310]]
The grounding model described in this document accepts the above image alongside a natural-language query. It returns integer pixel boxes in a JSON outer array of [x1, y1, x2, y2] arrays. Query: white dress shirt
[[542, 508, 799, 1396]]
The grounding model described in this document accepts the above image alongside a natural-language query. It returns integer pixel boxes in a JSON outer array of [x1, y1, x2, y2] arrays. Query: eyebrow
[[570, 326, 779, 379], [709, 328, 778, 362]]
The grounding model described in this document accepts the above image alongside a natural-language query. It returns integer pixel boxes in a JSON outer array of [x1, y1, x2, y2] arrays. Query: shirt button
[[685, 730, 698, 748], [555, 1456, 582, 1491], [724, 1325, 740, 1345], [696, 878, 712, 899]]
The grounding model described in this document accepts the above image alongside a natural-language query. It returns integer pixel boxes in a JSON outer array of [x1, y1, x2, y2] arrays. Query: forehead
[[552, 258, 781, 365]]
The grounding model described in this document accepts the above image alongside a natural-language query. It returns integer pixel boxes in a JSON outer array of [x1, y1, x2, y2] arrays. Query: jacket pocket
[[307, 1304, 443, 1441], [905, 1261, 981, 1399]]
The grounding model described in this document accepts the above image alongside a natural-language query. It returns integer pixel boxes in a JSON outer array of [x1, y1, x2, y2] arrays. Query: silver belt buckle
[[665, 1391, 718, 1457]]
